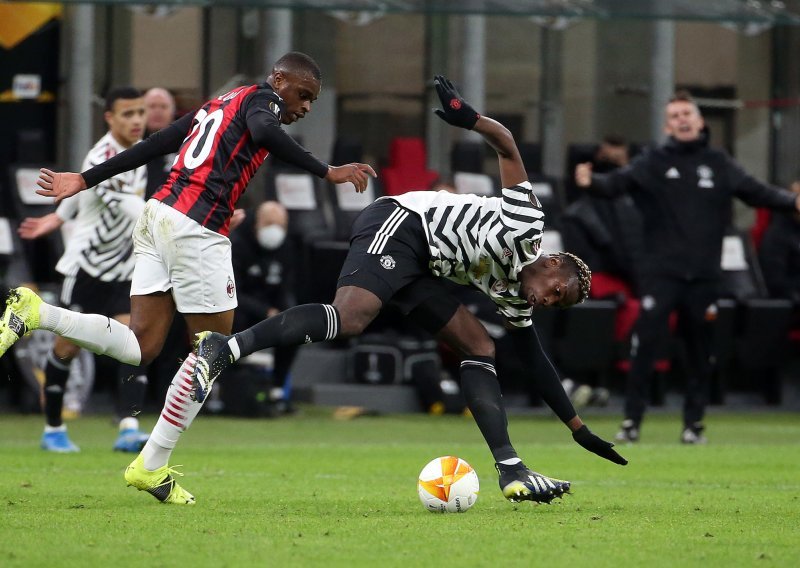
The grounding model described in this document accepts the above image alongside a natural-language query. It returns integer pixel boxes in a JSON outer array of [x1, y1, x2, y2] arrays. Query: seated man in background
[[562, 135, 643, 293], [562, 135, 646, 398], [230, 200, 298, 414]]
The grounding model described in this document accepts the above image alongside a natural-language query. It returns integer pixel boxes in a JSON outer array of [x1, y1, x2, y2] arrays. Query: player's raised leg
[[0, 287, 142, 364]]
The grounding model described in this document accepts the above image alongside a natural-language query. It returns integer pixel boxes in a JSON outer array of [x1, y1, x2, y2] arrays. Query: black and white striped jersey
[[385, 181, 545, 327], [71, 132, 147, 282], [53, 195, 85, 278]]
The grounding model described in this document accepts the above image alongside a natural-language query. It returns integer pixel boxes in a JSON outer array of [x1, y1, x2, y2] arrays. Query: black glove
[[433, 75, 480, 130], [572, 425, 628, 466]]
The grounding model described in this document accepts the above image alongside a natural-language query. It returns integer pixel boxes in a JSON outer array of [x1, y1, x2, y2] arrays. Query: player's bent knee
[[136, 339, 162, 367], [464, 340, 495, 360], [338, 312, 373, 337]]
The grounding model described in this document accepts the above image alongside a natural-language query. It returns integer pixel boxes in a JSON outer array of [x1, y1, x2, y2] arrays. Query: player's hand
[[326, 163, 377, 193], [18, 213, 64, 240], [36, 169, 87, 203], [229, 208, 246, 232], [572, 425, 628, 465], [575, 162, 593, 188], [432, 75, 480, 130]]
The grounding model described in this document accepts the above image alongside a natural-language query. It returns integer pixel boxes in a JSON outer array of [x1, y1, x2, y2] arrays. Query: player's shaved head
[[272, 51, 321, 82]]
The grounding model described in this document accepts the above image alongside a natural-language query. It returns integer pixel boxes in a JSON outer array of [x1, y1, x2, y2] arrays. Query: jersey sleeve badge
[[269, 101, 281, 117]]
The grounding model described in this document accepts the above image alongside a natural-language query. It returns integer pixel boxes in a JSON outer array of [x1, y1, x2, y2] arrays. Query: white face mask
[[257, 225, 287, 250]]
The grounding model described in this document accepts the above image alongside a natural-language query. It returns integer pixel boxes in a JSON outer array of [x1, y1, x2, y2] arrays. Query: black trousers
[[625, 275, 719, 427]]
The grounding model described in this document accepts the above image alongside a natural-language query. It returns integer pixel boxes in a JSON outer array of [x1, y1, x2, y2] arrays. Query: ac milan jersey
[[385, 182, 545, 327], [153, 84, 283, 236]]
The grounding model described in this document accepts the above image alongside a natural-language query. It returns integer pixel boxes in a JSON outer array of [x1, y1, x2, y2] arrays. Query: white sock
[[38, 303, 142, 365], [44, 424, 67, 434], [228, 337, 241, 360], [141, 354, 205, 471]]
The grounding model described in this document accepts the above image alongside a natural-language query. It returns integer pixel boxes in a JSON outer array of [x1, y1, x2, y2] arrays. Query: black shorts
[[337, 199, 460, 333], [60, 268, 132, 317]]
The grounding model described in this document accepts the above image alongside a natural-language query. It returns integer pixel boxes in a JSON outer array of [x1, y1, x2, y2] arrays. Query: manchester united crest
[[491, 279, 508, 294]]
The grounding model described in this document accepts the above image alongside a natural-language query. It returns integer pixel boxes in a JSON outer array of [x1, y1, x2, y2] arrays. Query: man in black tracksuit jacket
[[576, 91, 800, 444]]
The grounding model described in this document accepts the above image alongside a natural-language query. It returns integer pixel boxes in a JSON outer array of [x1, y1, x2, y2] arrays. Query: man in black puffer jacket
[[576, 91, 800, 444]]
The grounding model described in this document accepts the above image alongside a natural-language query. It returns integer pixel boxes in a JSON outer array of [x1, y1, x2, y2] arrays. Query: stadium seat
[[0, 217, 33, 289], [518, 142, 542, 175], [453, 172, 496, 196], [450, 140, 485, 174], [268, 172, 334, 240], [553, 299, 618, 385], [306, 240, 350, 303], [719, 230, 766, 301], [539, 229, 564, 255], [331, 177, 379, 241], [714, 228, 793, 403], [732, 298, 793, 404], [5, 166, 62, 283], [266, 171, 334, 303], [381, 137, 439, 196], [330, 135, 364, 166], [528, 174, 563, 227]]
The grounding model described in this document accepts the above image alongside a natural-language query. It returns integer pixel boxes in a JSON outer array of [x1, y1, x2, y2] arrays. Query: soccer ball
[[417, 456, 479, 513]]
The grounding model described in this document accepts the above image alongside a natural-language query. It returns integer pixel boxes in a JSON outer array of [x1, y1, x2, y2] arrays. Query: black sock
[[117, 363, 148, 420], [235, 304, 340, 358], [43, 351, 71, 427], [460, 356, 518, 463]]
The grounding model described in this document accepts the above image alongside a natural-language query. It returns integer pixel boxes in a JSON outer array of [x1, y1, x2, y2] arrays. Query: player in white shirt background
[[18, 87, 150, 453]]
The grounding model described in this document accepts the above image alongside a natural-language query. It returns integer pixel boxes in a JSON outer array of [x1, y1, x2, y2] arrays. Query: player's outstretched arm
[[36, 169, 87, 203], [508, 324, 627, 466], [325, 163, 377, 193], [37, 113, 193, 204], [432, 74, 527, 188], [18, 212, 65, 239]]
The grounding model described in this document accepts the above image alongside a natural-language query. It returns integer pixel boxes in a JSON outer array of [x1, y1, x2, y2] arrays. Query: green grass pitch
[[1, 410, 799, 567]]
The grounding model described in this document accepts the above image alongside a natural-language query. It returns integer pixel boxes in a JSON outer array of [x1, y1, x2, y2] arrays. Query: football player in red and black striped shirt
[[24, 52, 375, 504]]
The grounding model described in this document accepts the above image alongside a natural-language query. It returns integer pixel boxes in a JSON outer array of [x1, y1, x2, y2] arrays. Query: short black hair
[[273, 51, 322, 82], [105, 86, 142, 112], [669, 89, 696, 105], [601, 134, 627, 147]]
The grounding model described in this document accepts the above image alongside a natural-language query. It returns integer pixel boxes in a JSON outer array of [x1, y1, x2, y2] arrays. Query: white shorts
[[131, 200, 238, 313]]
